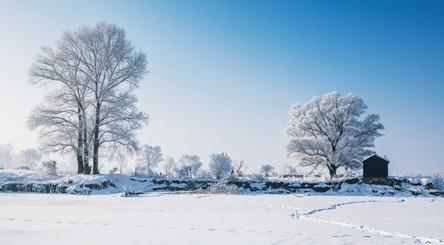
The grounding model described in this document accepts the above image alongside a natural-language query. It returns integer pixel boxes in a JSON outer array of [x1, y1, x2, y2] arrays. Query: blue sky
[[0, 0, 443, 174]]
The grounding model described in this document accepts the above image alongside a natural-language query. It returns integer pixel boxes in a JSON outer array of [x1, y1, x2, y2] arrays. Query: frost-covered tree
[[28, 90, 90, 174], [69, 23, 148, 174], [234, 160, 247, 177], [178, 154, 202, 178], [29, 43, 91, 174], [136, 145, 163, 176], [97, 90, 147, 157], [286, 92, 384, 178], [209, 152, 233, 179], [260, 164, 275, 177], [29, 22, 148, 174], [160, 157, 176, 177], [17, 149, 42, 169], [0, 145, 42, 170]]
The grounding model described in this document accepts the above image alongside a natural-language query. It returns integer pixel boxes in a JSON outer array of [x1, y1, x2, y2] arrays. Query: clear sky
[[0, 0, 443, 174]]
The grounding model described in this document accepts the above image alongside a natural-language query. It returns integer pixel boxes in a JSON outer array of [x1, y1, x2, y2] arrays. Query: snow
[[1, 170, 444, 197], [1, 170, 443, 243], [0, 193, 443, 244]]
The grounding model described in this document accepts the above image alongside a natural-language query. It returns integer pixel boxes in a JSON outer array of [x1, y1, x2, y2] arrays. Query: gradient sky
[[0, 0, 443, 174]]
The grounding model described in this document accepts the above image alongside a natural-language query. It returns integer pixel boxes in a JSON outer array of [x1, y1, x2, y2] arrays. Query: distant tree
[[234, 160, 247, 177], [178, 155, 202, 178], [136, 145, 163, 176], [17, 149, 42, 169], [160, 157, 176, 177], [0, 145, 42, 170], [209, 152, 233, 179], [0, 144, 14, 169], [280, 164, 299, 178], [260, 164, 275, 177], [286, 92, 384, 179], [196, 169, 213, 179], [42, 160, 57, 176]]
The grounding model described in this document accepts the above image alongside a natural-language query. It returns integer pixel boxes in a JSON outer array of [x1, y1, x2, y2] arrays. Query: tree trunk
[[92, 105, 100, 175], [82, 115, 90, 175], [328, 165, 337, 179], [76, 151, 84, 174], [77, 110, 84, 174]]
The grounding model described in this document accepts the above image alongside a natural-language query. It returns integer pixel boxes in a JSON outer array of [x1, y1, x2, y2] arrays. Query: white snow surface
[[0, 193, 443, 244]]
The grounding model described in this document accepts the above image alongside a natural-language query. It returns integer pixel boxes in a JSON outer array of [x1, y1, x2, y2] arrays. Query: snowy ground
[[0, 193, 442, 244]]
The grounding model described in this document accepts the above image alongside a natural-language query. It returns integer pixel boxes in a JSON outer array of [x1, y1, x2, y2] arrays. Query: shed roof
[[362, 154, 389, 164]]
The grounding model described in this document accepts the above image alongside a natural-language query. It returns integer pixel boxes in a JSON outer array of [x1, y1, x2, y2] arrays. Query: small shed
[[362, 154, 389, 178]]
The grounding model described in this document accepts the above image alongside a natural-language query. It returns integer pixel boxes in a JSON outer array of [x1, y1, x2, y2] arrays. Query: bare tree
[[29, 22, 148, 174], [136, 145, 163, 176], [160, 157, 176, 177], [42, 160, 57, 176], [234, 160, 247, 177], [17, 149, 42, 169], [62, 23, 148, 174], [260, 164, 275, 177], [28, 90, 89, 173], [178, 154, 202, 178], [29, 44, 92, 173], [286, 92, 384, 178], [209, 152, 233, 179]]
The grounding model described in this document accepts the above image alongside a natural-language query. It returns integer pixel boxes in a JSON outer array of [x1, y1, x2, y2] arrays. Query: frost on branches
[[286, 92, 384, 178], [177, 155, 202, 178], [135, 145, 163, 176], [28, 22, 148, 174], [209, 153, 233, 179]]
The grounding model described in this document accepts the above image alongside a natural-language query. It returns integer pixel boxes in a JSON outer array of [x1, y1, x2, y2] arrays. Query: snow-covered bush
[[202, 181, 243, 194]]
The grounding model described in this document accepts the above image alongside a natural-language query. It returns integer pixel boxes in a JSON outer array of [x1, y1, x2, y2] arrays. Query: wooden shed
[[362, 154, 389, 178]]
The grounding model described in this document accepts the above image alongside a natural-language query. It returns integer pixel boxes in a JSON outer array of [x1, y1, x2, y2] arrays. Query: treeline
[[0, 144, 41, 170]]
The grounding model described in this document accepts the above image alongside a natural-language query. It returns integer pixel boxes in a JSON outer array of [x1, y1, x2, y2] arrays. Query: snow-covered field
[[0, 193, 442, 244]]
